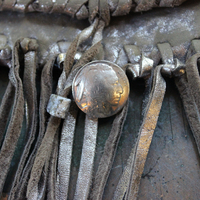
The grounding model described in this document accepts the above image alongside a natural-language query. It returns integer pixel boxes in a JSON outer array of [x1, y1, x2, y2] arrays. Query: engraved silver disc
[[72, 60, 130, 118]]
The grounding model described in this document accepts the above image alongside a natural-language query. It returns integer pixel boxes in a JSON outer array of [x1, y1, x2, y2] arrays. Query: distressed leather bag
[[0, 0, 200, 199]]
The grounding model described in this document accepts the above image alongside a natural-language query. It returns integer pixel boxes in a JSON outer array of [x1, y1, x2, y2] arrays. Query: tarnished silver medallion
[[72, 60, 129, 118]]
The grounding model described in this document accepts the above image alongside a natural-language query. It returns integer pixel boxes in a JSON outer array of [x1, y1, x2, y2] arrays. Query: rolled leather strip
[[47, 94, 71, 119], [90, 101, 129, 200], [0, 40, 25, 196]]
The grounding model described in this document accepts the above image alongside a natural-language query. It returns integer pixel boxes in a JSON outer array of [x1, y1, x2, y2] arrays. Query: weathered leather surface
[[0, 0, 200, 199]]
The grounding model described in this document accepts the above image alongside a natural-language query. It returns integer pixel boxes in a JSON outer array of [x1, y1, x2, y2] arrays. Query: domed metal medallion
[[72, 60, 130, 118]]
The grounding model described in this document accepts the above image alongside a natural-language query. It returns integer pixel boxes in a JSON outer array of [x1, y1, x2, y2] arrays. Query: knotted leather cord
[[0, 40, 25, 196], [175, 53, 200, 154], [90, 100, 129, 200], [114, 65, 166, 200], [9, 55, 56, 200], [56, 102, 78, 200], [27, 19, 101, 199]]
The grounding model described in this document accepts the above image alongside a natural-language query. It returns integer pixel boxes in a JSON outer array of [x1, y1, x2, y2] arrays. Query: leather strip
[[113, 145, 136, 200], [1, 0, 16, 10], [174, 53, 200, 154], [56, 102, 78, 200], [0, 46, 12, 67], [0, 40, 25, 196], [32, 0, 53, 13], [60, 41, 102, 97], [74, 116, 98, 200], [9, 54, 56, 200], [90, 100, 129, 200], [112, 0, 132, 16], [185, 53, 200, 112], [51, 0, 69, 13], [114, 65, 166, 200], [8, 39, 38, 200], [125, 65, 166, 199], [107, 0, 118, 12], [47, 130, 59, 200], [27, 21, 101, 199], [0, 82, 14, 146], [134, 0, 158, 12], [65, 0, 88, 18], [76, 5, 89, 20], [88, 0, 99, 22], [99, 0, 110, 26], [27, 116, 61, 200]]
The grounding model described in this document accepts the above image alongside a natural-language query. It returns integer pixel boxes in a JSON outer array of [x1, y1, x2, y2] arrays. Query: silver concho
[[72, 60, 130, 118]]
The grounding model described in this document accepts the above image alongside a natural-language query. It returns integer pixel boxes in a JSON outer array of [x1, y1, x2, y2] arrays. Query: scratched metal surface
[[0, 0, 200, 199]]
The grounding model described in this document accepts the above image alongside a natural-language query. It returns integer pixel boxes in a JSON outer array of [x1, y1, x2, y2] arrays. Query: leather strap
[[0, 82, 14, 145], [46, 130, 59, 200], [56, 102, 78, 200], [9, 55, 56, 200], [74, 116, 98, 200], [125, 65, 166, 199], [27, 20, 101, 199], [175, 53, 200, 154], [114, 65, 166, 200], [90, 100, 129, 200], [0, 40, 25, 196]]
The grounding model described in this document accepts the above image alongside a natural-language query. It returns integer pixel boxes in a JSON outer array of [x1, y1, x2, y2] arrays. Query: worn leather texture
[[0, 0, 200, 199]]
